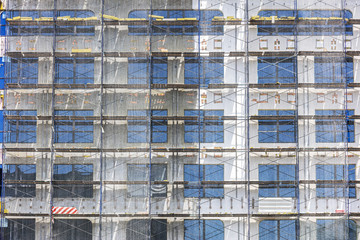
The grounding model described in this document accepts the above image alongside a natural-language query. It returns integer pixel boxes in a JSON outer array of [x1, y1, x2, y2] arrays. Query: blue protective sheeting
[[0, 110, 3, 143], [0, 57, 3, 144], [0, 57, 5, 89], [0, 12, 5, 36], [258, 10, 353, 36]]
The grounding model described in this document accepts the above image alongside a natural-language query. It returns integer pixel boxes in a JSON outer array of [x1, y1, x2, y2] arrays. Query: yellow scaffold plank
[[71, 48, 92, 53], [101, 14, 121, 21], [0, 203, 8, 214], [177, 18, 197, 21], [213, 16, 225, 21], [83, 17, 98, 21], [35, 17, 53, 21], [149, 15, 164, 19], [7, 16, 32, 21], [57, 16, 71, 20]]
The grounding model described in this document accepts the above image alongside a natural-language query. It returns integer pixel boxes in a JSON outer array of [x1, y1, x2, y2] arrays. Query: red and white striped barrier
[[52, 207, 78, 214]]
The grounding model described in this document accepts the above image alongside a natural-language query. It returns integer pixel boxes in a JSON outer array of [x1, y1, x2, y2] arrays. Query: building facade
[[0, 0, 359, 239]]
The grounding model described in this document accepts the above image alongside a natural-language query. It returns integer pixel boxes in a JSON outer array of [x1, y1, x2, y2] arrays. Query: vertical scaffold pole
[[148, 0, 154, 239], [197, 0, 202, 238], [245, 0, 250, 239], [342, 0, 350, 238], [49, 0, 58, 238], [294, 0, 301, 238], [99, 0, 105, 238], [0, 0, 7, 238]]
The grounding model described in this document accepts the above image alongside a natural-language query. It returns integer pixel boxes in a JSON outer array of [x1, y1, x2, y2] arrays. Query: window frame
[[257, 57, 296, 84], [259, 220, 298, 240], [6, 110, 37, 143], [314, 57, 353, 84], [4, 219, 36, 240], [257, 9, 353, 36], [6, 58, 38, 84], [258, 164, 296, 198], [315, 110, 354, 143], [258, 110, 297, 143], [184, 57, 224, 85], [55, 58, 94, 84], [127, 164, 168, 198], [127, 57, 168, 84], [126, 219, 167, 240], [128, 9, 224, 36], [127, 110, 168, 143], [184, 219, 224, 240], [53, 219, 93, 240], [4, 164, 36, 198], [184, 164, 224, 198], [53, 164, 93, 198], [7, 10, 95, 36], [184, 110, 224, 143], [317, 219, 357, 240], [316, 164, 356, 198], [54, 110, 94, 143]]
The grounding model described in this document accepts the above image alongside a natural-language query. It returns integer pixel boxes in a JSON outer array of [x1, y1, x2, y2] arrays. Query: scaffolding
[[0, 0, 359, 239]]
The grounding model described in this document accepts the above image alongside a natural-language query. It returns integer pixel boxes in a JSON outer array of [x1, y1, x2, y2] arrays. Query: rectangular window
[[54, 110, 93, 143], [258, 57, 296, 84], [7, 10, 95, 36], [317, 220, 357, 240], [259, 165, 296, 197], [184, 110, 224, 143], [346, 40, 352, 49], [128, 10, 223, 36], [184, 57, 224, 85], [6, 110, 37, 143], [184, 164, 224, 198], [287, 39, 295, 49], [127, 110, 168, 143], [127, 164, 167, 198], [315, 57, 353, 83], [9, 25, 41, 36], [214, 39, 222, 49], [316, 39, 324, 49], [55, 58, 94, 84], [315, 110, 354, 143], [53, 164, 93, 198], [6, 58, 38, 84], [260, 220, 297, 240], [299, 25, 352, 36], [127, 110, 147, 143], [128, 57, 167, 84], [4, 219, 36, 240], [258, 25, 286, 36], [55, 26, 95, 36], [55, 26, 75, 36], [53, 219, 92, 240], [316, 164, 356, 198], [259, 39, 268, 50], [127, 219, 167, 240], [258, 110, 296, 143], [4, 164, 36, 198], [184, 220, 224, 240], [317, 93, 325, 103], [214, 93, 223, 103], [257, 10, 353, 36]]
